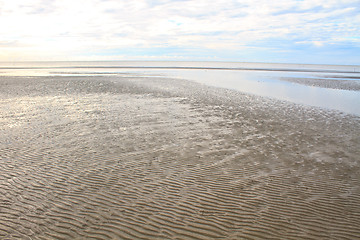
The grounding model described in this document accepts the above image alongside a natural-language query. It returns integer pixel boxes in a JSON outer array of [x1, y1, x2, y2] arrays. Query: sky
[[0, 0, 360, 64]]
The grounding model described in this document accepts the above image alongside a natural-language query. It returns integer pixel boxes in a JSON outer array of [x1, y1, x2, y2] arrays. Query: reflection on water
[[0, 61, 359, 115], [156, 69, 360, 116]]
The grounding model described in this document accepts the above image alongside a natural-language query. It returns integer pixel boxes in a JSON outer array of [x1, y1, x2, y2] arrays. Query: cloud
[[0, 0, 359, 63], [0, 40, 19, 47]]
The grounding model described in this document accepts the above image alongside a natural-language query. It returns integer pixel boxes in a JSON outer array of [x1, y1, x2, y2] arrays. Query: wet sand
[[280, 76, 360, 91], [1, 75, 360, 239]]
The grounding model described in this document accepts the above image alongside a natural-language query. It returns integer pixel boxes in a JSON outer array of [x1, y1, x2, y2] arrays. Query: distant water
[[1, 61, 359, 115]]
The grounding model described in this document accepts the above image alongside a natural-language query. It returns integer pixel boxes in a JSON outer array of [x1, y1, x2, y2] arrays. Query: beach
[[1, 74, 360, 239]]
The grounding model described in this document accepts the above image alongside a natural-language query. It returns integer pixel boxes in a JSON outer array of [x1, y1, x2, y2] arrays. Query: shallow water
[[1, 61, 360, 115], [149, 69, 360, 115]]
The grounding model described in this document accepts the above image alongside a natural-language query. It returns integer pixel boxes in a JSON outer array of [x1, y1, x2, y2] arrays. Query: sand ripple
[[0, 76, 359, 239]]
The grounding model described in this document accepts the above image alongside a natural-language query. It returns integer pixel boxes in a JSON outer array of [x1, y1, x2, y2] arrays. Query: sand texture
[[280, 76, 360, 91], [1, 75, 360, 239]]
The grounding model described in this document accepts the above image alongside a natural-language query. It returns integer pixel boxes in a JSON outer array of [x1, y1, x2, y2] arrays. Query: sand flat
[[280, 76, 360, 91], [0, 75, 360, 239]]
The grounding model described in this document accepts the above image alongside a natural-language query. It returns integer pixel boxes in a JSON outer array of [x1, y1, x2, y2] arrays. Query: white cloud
[[0, 0, 359, 61]]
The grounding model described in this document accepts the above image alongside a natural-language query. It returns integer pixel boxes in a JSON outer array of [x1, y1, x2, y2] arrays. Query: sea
[[1, 61, 359, 115]]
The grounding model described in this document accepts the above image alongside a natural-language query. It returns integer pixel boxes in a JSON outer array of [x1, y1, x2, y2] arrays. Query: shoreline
[[1, 65, 360, 74]]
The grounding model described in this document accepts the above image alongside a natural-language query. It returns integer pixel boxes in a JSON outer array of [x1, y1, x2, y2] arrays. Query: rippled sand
[[1, 75, 359, 239]]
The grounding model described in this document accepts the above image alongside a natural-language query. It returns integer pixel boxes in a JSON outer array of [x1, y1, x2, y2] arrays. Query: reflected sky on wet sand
[[1, 61, 359, 115]]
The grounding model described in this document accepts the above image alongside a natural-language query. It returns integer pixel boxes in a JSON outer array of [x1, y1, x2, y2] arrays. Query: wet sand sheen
[[0, 76, 359, 239]]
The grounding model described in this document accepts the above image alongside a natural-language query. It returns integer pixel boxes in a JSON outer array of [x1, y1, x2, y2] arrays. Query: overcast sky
[[1, 0, 359, 64]]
